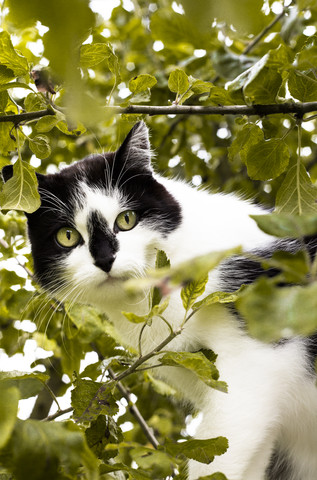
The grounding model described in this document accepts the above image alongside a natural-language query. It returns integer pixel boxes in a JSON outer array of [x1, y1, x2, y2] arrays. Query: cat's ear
[[117, 121, 152, 172]]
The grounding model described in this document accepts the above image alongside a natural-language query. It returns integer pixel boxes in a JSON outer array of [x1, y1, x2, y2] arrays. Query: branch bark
[[0, 102, 316, 126], [110, 102, 317, 117], [0, 109, 55, 125]]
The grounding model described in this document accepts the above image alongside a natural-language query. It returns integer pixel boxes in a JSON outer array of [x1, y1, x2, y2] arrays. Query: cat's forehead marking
[[74, 182, 124, 236]]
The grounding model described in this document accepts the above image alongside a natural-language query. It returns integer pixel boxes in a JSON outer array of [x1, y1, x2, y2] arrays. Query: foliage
[[0, 0, 317, 479]]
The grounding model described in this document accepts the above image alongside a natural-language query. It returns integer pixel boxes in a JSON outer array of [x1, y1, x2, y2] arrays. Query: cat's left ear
[[117, 121, 152, 172]]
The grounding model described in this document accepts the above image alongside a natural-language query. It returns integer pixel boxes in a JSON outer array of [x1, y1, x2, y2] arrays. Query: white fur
[[59, 175, 317, 480]]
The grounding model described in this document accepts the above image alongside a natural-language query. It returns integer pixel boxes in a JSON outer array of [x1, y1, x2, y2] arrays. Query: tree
[[0, 0, 317, 478]]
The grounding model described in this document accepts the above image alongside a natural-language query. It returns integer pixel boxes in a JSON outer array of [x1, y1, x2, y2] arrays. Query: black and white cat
[[3, 122, 317, 480]]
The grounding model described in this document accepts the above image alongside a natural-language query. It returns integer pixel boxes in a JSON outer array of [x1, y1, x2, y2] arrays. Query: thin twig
[[108, 367, 159, 449], [42, 406, 73, 422]]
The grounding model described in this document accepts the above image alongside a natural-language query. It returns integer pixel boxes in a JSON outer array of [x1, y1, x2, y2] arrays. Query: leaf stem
[[42, 407, 73, 422], [297, 121, 303, 216]]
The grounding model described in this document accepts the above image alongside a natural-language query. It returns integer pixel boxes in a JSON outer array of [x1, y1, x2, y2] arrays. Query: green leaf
[[129, 74, 157, 94], [0, 32, 29, 80], [35, 114, 60, 133], [24, 93, 47, 112], [80, 43, 114, 68], [28, 135, 51, 159], [244, 138, 290, 180], [65, 304, 106, 343], [0, 123, 18, 155], [0, 419, 98, 480], [181, 275, 208, 311], [56, 119, 86, 136], [0, 82, 34, 93], [130, 446, 174, 475], [275, 159, 317, 215], [160, 351, 227, 392], [228, 123, 263, 163], [122, 311, 148, 324], [250, 213, 317, 238], [168, 69, 189, 96], [243, 66, 282, 104], [193, 290, 241, 310], [164, 437, 228, 463], [72, 377, 118, 422], [0, 159, 41, 213], [0, 383, 19, 449], [0, 372, 48, 399], [288, 70, 317, 102], [237, 277, 317, 341]]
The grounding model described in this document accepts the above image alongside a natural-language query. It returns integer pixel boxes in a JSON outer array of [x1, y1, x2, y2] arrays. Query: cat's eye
[[56, 227, 81, 248], [115, 210, 137, 231]]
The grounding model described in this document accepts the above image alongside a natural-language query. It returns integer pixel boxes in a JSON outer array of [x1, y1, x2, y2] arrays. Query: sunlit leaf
[[163, 436, 228, 463], [160, 351, 227, 392], [245, 138, 290, 180], [0, 159, 41, 213]]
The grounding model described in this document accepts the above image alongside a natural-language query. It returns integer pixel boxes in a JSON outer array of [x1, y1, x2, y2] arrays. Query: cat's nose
[[94, 255, 116, 273]]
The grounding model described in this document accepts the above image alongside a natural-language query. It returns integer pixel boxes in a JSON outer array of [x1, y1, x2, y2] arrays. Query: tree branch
[[0, 109, 55, 125], [110, 102, 317, 117], [108, 367, 160, 449], [0, 101, 316, 127]]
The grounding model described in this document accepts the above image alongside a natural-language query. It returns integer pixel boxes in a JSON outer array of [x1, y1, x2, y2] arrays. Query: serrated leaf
[[24, 92, 47, 112], [80, 43, 113, 68], [129, 74, 157, 94], [0, 419, 98, 480], [160, 351, 227, 392], [181, 275, 208, 311], [168, 69, 189, 96], [65, 303, 105, 343], [275, 159, 317, 215], [0, 32, 29, 79], [28, 135, 51, 159], [228, 123, 263, 163], [0, 372, 48, 399], [250, 213, 317, 238], [288, 70, 317, 102], [0, 383, 19, 449], [0, 159, 41, 213], [164, 437, 228, 463], [245, 138, 290, 180], [72, 378, 118, 422]]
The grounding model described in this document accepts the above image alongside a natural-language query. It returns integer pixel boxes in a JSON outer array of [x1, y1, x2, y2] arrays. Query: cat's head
[[2, 122, 181, 307]]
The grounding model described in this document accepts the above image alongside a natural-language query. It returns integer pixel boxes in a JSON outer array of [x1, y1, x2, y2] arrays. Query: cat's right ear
[[116, 121, 153, 172]]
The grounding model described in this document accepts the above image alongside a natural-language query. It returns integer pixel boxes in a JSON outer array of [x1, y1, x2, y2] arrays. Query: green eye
[[115, 210, 137, 231], [56, 227, 81, 248]]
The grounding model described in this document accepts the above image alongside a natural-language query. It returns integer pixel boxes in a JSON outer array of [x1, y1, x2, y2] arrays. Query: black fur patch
[[266, 448, 294, 480]]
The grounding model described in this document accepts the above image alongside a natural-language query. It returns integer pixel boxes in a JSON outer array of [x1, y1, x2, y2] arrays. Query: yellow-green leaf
[[0, 159, 41, 213]]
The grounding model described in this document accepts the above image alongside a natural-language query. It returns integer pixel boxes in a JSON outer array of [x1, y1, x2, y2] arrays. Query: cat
[[3, 121, 317, 480]]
